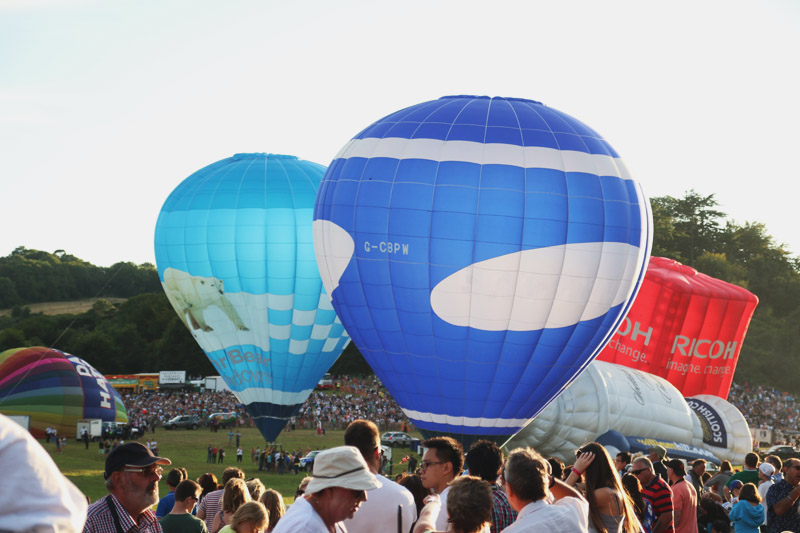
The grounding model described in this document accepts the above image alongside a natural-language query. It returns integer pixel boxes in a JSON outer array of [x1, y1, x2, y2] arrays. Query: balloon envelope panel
[[506, 361, 697, 462], [154, 153, 350, 441], [596, 256, 758, 398], [0, 347, 127, 438], [313, 96, 652, 445]]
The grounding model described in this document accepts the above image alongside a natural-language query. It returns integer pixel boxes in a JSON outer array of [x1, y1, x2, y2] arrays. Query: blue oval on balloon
[[155, 153, 350, 441], [313, 96, 652, 444]]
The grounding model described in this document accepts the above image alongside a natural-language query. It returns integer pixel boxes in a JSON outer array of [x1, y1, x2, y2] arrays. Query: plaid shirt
[[491, 483, 517, 533], [84, 494, 163, 533]]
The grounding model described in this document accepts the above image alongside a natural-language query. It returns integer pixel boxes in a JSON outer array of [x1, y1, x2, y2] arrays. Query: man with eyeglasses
[[160, 480, 207, 533], [84, 442, 172, 533], [631, 456, 674, 533], [765, 458, 800, 533], [419, 436, 464, 531]]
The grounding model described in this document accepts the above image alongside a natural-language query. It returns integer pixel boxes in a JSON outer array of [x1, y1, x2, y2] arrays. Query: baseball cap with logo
[[103, 442, 171, 479]]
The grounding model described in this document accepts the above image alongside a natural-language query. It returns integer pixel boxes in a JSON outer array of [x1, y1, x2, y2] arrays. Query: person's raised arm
[[550, 476, 586, 501], [413, 494, 442, 533], [771, 485, 800, 516]]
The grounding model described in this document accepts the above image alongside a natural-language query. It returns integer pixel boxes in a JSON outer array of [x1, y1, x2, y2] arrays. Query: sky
[[1, 0, 798, 267]]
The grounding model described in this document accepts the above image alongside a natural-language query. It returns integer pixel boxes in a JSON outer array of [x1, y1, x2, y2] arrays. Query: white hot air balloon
[[507, 361, 748, 464]]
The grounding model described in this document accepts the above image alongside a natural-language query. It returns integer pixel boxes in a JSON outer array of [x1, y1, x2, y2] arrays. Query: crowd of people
[[117, 375, 412, 435], [76, 416, 800, 533], [294, 376, 409, 431], [17, 399, 800, 533], [113, 376, 800, 446], [119, 390, 242, 434], [728, 382, 800, 440]]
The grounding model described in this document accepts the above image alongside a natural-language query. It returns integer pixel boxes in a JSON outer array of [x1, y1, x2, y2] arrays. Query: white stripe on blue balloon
[[334, 137, 632, 179], [401, 408, 532, 429]]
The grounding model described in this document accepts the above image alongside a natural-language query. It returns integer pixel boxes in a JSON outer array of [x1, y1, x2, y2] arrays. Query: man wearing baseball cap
[[666, 459, 697, 533], [84, 442, 172, 533], [649, 446, 669, 480]]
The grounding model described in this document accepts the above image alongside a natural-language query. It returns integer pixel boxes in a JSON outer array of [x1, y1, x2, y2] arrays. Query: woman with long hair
[[620, 473, 655, 533], [197, 473, 220, 504], [259, 489, 285, 532], [566, 443, 642, 533]]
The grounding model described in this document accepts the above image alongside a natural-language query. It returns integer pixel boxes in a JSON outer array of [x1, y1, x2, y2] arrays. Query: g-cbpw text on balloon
[[363, 241, 409, 254]]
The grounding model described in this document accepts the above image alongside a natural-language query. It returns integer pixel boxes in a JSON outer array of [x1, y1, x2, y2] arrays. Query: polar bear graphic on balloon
[[163, 267, 249, 332]]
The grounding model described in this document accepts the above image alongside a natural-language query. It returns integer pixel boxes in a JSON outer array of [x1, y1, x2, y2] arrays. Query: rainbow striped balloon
[[0, 347, 127, 438]]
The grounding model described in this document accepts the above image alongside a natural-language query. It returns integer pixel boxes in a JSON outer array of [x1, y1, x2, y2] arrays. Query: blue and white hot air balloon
[[313, 96, 652, 446], [155, 153, 350, 442]]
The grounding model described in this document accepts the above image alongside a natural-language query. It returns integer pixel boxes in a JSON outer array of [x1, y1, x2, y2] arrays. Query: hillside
[[0, 298, 127, 317]]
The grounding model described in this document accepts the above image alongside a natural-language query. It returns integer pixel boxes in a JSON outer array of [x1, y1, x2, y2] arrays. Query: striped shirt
[[84, 494, 162, 533], [197, 489, 223, 532], [641, 476, 674, 533]]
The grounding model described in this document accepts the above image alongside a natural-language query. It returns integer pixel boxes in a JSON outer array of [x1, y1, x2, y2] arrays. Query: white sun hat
[[305, 446, 382, 494]]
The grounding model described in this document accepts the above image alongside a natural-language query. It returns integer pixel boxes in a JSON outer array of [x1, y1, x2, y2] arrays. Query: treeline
[[0, 247, 161, 307], [1, 191, 799, 390], [0, 247, 368, 376]]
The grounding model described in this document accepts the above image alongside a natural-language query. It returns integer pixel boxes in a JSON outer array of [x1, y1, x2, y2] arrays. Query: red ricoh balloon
[[596, 257, 758, 398]]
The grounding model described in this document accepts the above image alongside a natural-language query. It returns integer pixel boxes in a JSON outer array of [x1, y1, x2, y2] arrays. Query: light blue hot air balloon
[[155, 153, 350, 442], [313, 96, 652, 446]]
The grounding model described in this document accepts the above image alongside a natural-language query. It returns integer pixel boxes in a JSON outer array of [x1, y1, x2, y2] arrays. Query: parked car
[[300, 450, 322, 471], [381, 431, 414, 447], [164, 415, 200, 430], [763, 444, 800, 462], [316, 373, 334, 390]]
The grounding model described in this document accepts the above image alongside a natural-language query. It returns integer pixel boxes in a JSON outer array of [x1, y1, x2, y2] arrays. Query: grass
[[44, 426, 423, 506], [0, 298, 127, 317]]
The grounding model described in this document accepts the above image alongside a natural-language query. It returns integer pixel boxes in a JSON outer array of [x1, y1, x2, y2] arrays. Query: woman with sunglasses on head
[[566, 443, 642, 533], [272, 446, 381, 533]]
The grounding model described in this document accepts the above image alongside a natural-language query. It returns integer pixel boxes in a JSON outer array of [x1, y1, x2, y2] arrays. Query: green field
[[45, 427, 423, 506]]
